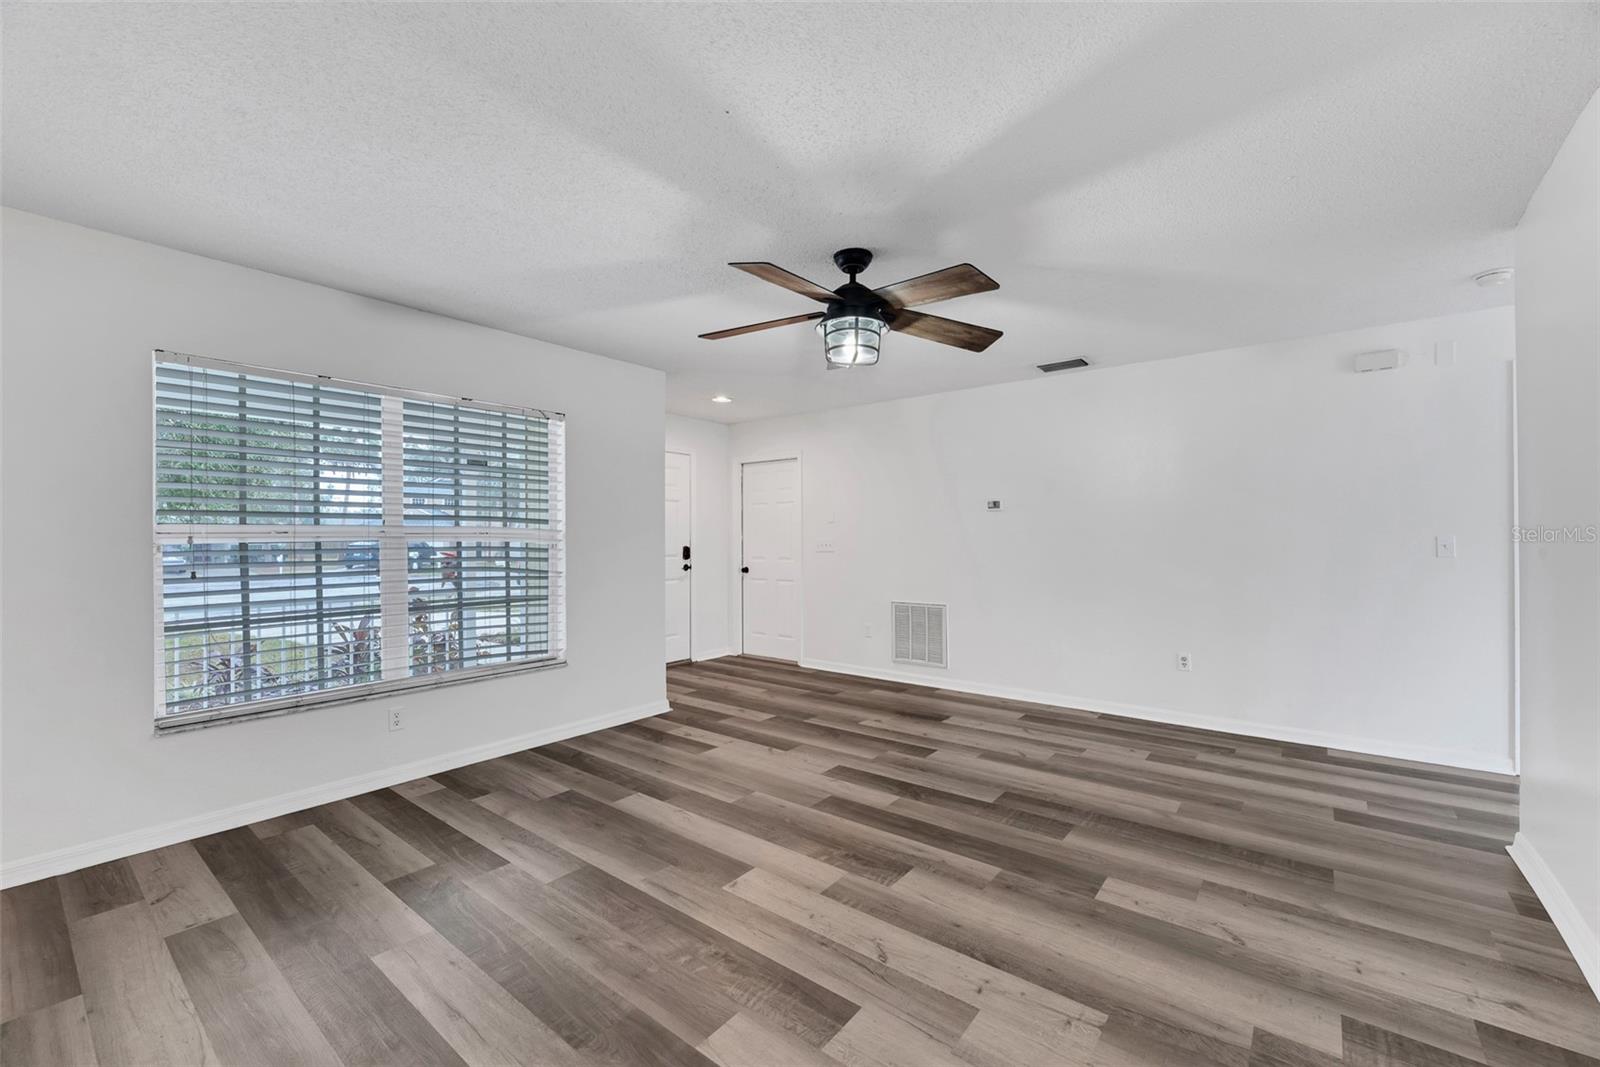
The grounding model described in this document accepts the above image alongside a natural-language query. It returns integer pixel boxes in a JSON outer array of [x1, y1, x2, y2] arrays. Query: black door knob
[[682, 563, 692, 571], [740, 566, 750, 573]]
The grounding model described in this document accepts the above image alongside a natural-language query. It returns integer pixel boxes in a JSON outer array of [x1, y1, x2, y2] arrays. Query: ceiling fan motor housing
[[832, 247, 874, 277], [825, 279, 893, 325]]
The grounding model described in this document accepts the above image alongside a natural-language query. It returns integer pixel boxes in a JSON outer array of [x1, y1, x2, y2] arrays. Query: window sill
[[153, 656, 568, 736]]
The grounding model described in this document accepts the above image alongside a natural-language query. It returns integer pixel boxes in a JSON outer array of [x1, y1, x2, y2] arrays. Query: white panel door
[[665, 451, 692, 662], [741, 458, 800, 660]]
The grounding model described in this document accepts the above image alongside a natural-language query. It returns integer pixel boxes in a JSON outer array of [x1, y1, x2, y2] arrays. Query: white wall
[[0, 209, 666, 881], [729, 309, 1517, 772], [1510, 90, 1599, 994], [665, 414, 734, 660]]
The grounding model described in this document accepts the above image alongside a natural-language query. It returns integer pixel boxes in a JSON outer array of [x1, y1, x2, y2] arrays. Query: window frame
[[151, 349, 566, 733]]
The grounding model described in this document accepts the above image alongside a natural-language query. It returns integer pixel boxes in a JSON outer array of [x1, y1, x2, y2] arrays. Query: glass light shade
[[818, 315, 887, 367]]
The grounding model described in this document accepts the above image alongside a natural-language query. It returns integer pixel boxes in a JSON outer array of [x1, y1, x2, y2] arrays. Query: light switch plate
[[1435, 536, 1457, 559]]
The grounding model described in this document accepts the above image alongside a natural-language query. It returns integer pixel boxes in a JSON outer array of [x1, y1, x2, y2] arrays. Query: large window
[[153, 352, 565, 729]]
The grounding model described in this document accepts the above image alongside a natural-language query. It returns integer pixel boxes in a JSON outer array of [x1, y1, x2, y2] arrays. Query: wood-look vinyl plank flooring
[[3, 657, 1596, 1065]]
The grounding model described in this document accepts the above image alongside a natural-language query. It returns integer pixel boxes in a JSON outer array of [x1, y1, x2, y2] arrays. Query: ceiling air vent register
[[1037, 358, 1089, 373], [892, 602, 947, 669]]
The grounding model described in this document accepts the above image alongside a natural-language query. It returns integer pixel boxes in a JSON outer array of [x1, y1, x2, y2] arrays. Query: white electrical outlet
[[1176, 653, 1192, 672], [1435, 535, 1457, 559], [388, 706, 405, 731]]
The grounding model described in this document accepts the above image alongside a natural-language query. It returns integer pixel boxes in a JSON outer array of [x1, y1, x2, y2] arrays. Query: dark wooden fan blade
[[729, 262, 838, 303], [699, 311, 825, 340], [873, 263, 998, 309], [890, 309, 1003, 352]]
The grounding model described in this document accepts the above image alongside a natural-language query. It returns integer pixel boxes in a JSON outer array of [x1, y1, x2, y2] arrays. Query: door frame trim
[[665, 448, 694, 664], [734, 452, 803, 660]]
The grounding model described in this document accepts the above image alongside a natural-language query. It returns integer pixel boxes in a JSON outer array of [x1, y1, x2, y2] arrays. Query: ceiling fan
[[699, 248, 1002, 367]]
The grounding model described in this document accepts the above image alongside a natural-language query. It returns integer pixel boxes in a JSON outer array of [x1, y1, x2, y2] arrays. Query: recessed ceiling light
[[710, 394, 734, 403], [1473, 267, 1514, 287]]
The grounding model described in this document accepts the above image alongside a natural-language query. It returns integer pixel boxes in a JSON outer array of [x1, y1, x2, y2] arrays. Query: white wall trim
[[1507, 832, 1600, 999], [667, 445, 695, 665], [691, 647, 736, 662], [799, 657, 1516, 775], [1508, 360, 1522, 773], [0, 698, 669, 889]]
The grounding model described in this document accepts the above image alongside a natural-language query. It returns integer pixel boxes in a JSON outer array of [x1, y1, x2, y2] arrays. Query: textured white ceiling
[[4, 3, 1595, 422]]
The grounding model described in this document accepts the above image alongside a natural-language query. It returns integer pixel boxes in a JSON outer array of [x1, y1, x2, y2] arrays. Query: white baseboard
[[0, 698, 670, 889], [1507, 833, 1600, 1000], [797, 657, 1516, 775], [692, 647, 736, 662]]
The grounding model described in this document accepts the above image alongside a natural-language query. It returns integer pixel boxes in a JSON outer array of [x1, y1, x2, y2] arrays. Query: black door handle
[[682, 563, 692, 571], [740, 566, 750, 573]]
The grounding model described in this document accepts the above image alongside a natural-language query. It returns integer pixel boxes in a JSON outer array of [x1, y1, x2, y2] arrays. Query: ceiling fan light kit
[[815, 248, 887, 367], [700, 247, 1002, 367], [819, 315, 888, 367]]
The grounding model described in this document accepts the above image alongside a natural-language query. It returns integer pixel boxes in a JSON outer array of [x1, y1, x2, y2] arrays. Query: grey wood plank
[[1341, 1015, 1487, 1066], [0, 878, 79, 1023], [614, 792, 846, 892], [699, 1011, 844, 1067], [392, 866, 714, 1067], [820, 1004, 974, 1067], [68, 902, 219, 1066], [638, 866, 976, 1047], [373, 930, 587, 1067], [265, 824, 431, 956], [127, 842, 237, 937], [411, 785, 584, 883], [165, 913, 341, 1067], [57, 860, 142, 923], [194, 824, 467, 1066], [310, 797, 437, 882], [726, 867, 1104, 1043], [469, 863, 740, 1049], [349, 787, 509, 881], [0, 995, 98, 1067], [268, 926, 468, 1067], [548, 864, 861, 1048]]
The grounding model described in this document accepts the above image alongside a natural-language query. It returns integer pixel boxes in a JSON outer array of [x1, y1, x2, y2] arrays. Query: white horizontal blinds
[[546, 418, 567, 660], [408, 542, 552, 673], [156, 362, 383, 526], [156, 359, 387, 714], [378, 394, 409, 683], [401, 398, 564, 676], [162, 541, 382, 712], [402, 399, 551, 528], [153, 352, 566, 724]]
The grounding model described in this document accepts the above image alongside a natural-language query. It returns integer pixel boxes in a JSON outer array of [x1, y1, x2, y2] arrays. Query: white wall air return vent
[[892, 602, 947, 668]]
